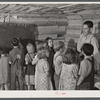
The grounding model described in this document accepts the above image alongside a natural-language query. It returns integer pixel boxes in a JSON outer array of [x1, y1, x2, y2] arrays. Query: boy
[[77, 43, 94, 90], [9, 38, 24, 90]]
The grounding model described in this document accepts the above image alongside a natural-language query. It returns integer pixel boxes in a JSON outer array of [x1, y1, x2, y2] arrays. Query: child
[[0, 48, 9, 90], [77, 43, 94, 90], [59, 48, 79, 90], [53, 41, 65, 90], [32, 41, 48, 65], [45, 37, 55, 90], [35, 42, 52, 90], [25, 41, 36, 90], [9, 38, 24, 90]]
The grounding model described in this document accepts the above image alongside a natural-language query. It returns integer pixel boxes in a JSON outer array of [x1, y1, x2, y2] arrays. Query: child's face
[[82, 24, 91, 35], [27, 43, 35, 53], [60, 47, 65, 53], [48, 39, 53, 47]]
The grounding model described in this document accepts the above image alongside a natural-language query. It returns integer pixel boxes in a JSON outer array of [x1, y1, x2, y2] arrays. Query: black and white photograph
[[0, 2, 100, 95]]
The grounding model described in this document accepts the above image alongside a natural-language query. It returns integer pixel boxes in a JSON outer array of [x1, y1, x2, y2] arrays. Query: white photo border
[[0, 1, 99, 98]]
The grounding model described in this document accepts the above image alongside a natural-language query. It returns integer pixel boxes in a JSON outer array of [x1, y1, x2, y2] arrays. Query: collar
[[84, 56, 92, 59], [28, 52, 34, 55], [1, 54, 5, 57], [56, 51, 61, 56], [82, 32, 92, 38], [13, 46, 18, 49]]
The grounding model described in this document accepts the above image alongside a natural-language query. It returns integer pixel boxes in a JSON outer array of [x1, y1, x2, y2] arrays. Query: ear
[[90, 27, 93, 33], [11, 43, 13, 47]]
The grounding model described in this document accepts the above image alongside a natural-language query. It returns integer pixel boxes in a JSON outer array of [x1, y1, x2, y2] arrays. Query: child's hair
[[63, 48, 78, 65], [36, 40, 48, 59], [37, 47, 48, 59], [45, 37, 52, 42], [45, 37, 54, 51], [45, 37, 53, 45], [54, 41, 65, 52], [0, 48, 7, 56], [11, 38, 19, 46], [83, 21, 93, 28], [36, 40, 47, 52], [81, 43, 94, 56]]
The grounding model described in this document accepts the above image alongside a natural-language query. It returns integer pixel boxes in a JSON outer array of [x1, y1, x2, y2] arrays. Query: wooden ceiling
[[0, 4, 99, 16], [0, 3, 100, 24]]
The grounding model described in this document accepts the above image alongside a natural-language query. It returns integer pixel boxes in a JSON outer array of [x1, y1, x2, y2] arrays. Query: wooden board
[[38, 34, 57, 40], [9, 17, 67, 26], [78, 9, 95, 15], [66, 14, 82, 20], [65, 34, 80, 41], [68, 19, 82, 26], [38, 26, 66, 35], [67, 25, 82, 31], [67, 25, 82, 34]]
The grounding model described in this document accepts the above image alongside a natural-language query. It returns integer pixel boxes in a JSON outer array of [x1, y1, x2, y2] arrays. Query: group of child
[[0, 36, 99, 90], [52, 40, 95, 90]]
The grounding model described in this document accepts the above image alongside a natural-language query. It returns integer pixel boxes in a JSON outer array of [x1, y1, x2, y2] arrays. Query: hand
[[25, 61, 28, 65], [35, 54, 37, 59], [77, 83, 79, 86], [24, 66, 26, 71], [17, 54, 21, 59]]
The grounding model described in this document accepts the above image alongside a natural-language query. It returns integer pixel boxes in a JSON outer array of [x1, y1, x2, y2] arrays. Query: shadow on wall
[[67, 38, 77, 50]]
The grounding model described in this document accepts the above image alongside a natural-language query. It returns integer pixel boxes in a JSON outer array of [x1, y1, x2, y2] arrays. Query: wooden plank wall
[[1, 4, 100, 50], [78, 10, 100, 49], [65, 9, 100, 49], [5, 14, 68, 40], [0, 23, 38, 50], [65, 14, 82, 48]]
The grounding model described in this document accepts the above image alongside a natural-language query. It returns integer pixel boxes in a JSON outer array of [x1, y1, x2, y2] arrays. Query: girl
[[45, 37, 55, 90], [25, 41, 36, 90], [35, 42, 52, 90], [53, 41, 65, 90], [0, 48, 9, 90], [32, 41, 46, 68], [59, 48, 79, 90]]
